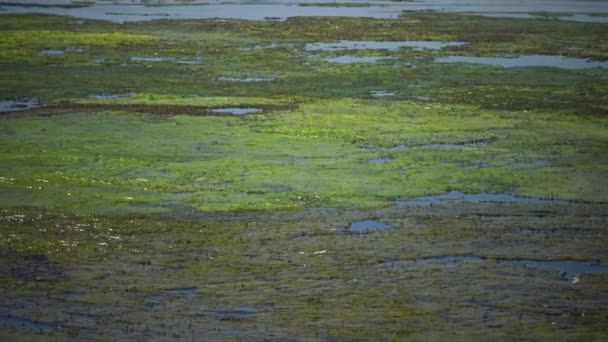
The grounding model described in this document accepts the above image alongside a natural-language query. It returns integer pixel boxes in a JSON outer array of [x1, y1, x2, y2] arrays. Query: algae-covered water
[[0, 0, 607, 340]]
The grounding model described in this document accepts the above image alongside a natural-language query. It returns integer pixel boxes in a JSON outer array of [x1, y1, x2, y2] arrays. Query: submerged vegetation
[[0, 5, 607, 340]]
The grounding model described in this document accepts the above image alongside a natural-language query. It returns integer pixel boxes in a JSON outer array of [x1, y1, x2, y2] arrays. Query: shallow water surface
[[370, 90, 395, 97], [346, 219, 393, 233], [306, 40, 464, 51], [209, 107, 263, 115], [325, 56, 394, 64], [436, 55, 608, 69], [384, 256, 608, 275], [396, 191, 571, 207], [0, 99, 40, 113]]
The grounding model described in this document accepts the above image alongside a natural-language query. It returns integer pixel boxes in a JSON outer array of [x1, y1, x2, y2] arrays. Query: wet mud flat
[[0, 199, 606, 340]]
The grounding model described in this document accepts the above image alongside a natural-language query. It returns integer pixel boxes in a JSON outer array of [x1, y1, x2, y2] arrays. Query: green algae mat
[[1, 5, 607, 340]]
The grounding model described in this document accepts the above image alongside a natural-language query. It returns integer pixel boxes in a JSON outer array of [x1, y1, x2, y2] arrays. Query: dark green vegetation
[[0, 10, 607, 340]]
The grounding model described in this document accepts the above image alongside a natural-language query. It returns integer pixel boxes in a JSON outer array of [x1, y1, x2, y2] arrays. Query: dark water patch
[[217, 76, 272, 83], [344, 219, 393, 233], [396, 191, 572, 208], [0, 315, 64, 332], [0, 98, 41, 113], [368, 157, 393, 164], [382, 255, 608, 276], [212, 307, 259, 321], [0, 253, 66, 282], [435, 55, 608, 69], [370, 90, 395, 97], [325, 56, 394, 64], [306, 40, 464, 52], [147, 287, 198, 309], [209, 107, 263, 115], [414, 255, 484, 265], [54, 101, 284, 116], [195, 306, 260, 321], [166, 287, 198, 300], [501, 259, 608, 276]]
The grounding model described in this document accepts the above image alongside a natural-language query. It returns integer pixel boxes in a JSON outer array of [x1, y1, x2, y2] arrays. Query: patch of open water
[[0, 98, 40, 113], [306, 40, 465, 51], [209, 107, 263, 115], [370, 90, 395, 97], [435, 55, 608, 69], [3, 1, 607, 23], [383, 255, 608, 276], [325, 56, 395, 64], [343, 219, 394, 233]]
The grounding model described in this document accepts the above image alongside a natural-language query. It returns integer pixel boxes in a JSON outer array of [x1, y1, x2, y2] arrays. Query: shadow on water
[[436, 55, 608, 69], [396, 191, 572, 208]]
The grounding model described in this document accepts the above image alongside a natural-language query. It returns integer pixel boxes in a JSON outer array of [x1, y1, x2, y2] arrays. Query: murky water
[[0, 315, 64, 332], [325, 56, 394, 64], [346, 219, 393, 233], [209, 108, 263, 115], [383, 255, 608, 276], [305, 40, 464, 52], [396, 191, 572, 207], [436, 55, 608, 69], [0, 99, 40, 113]]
